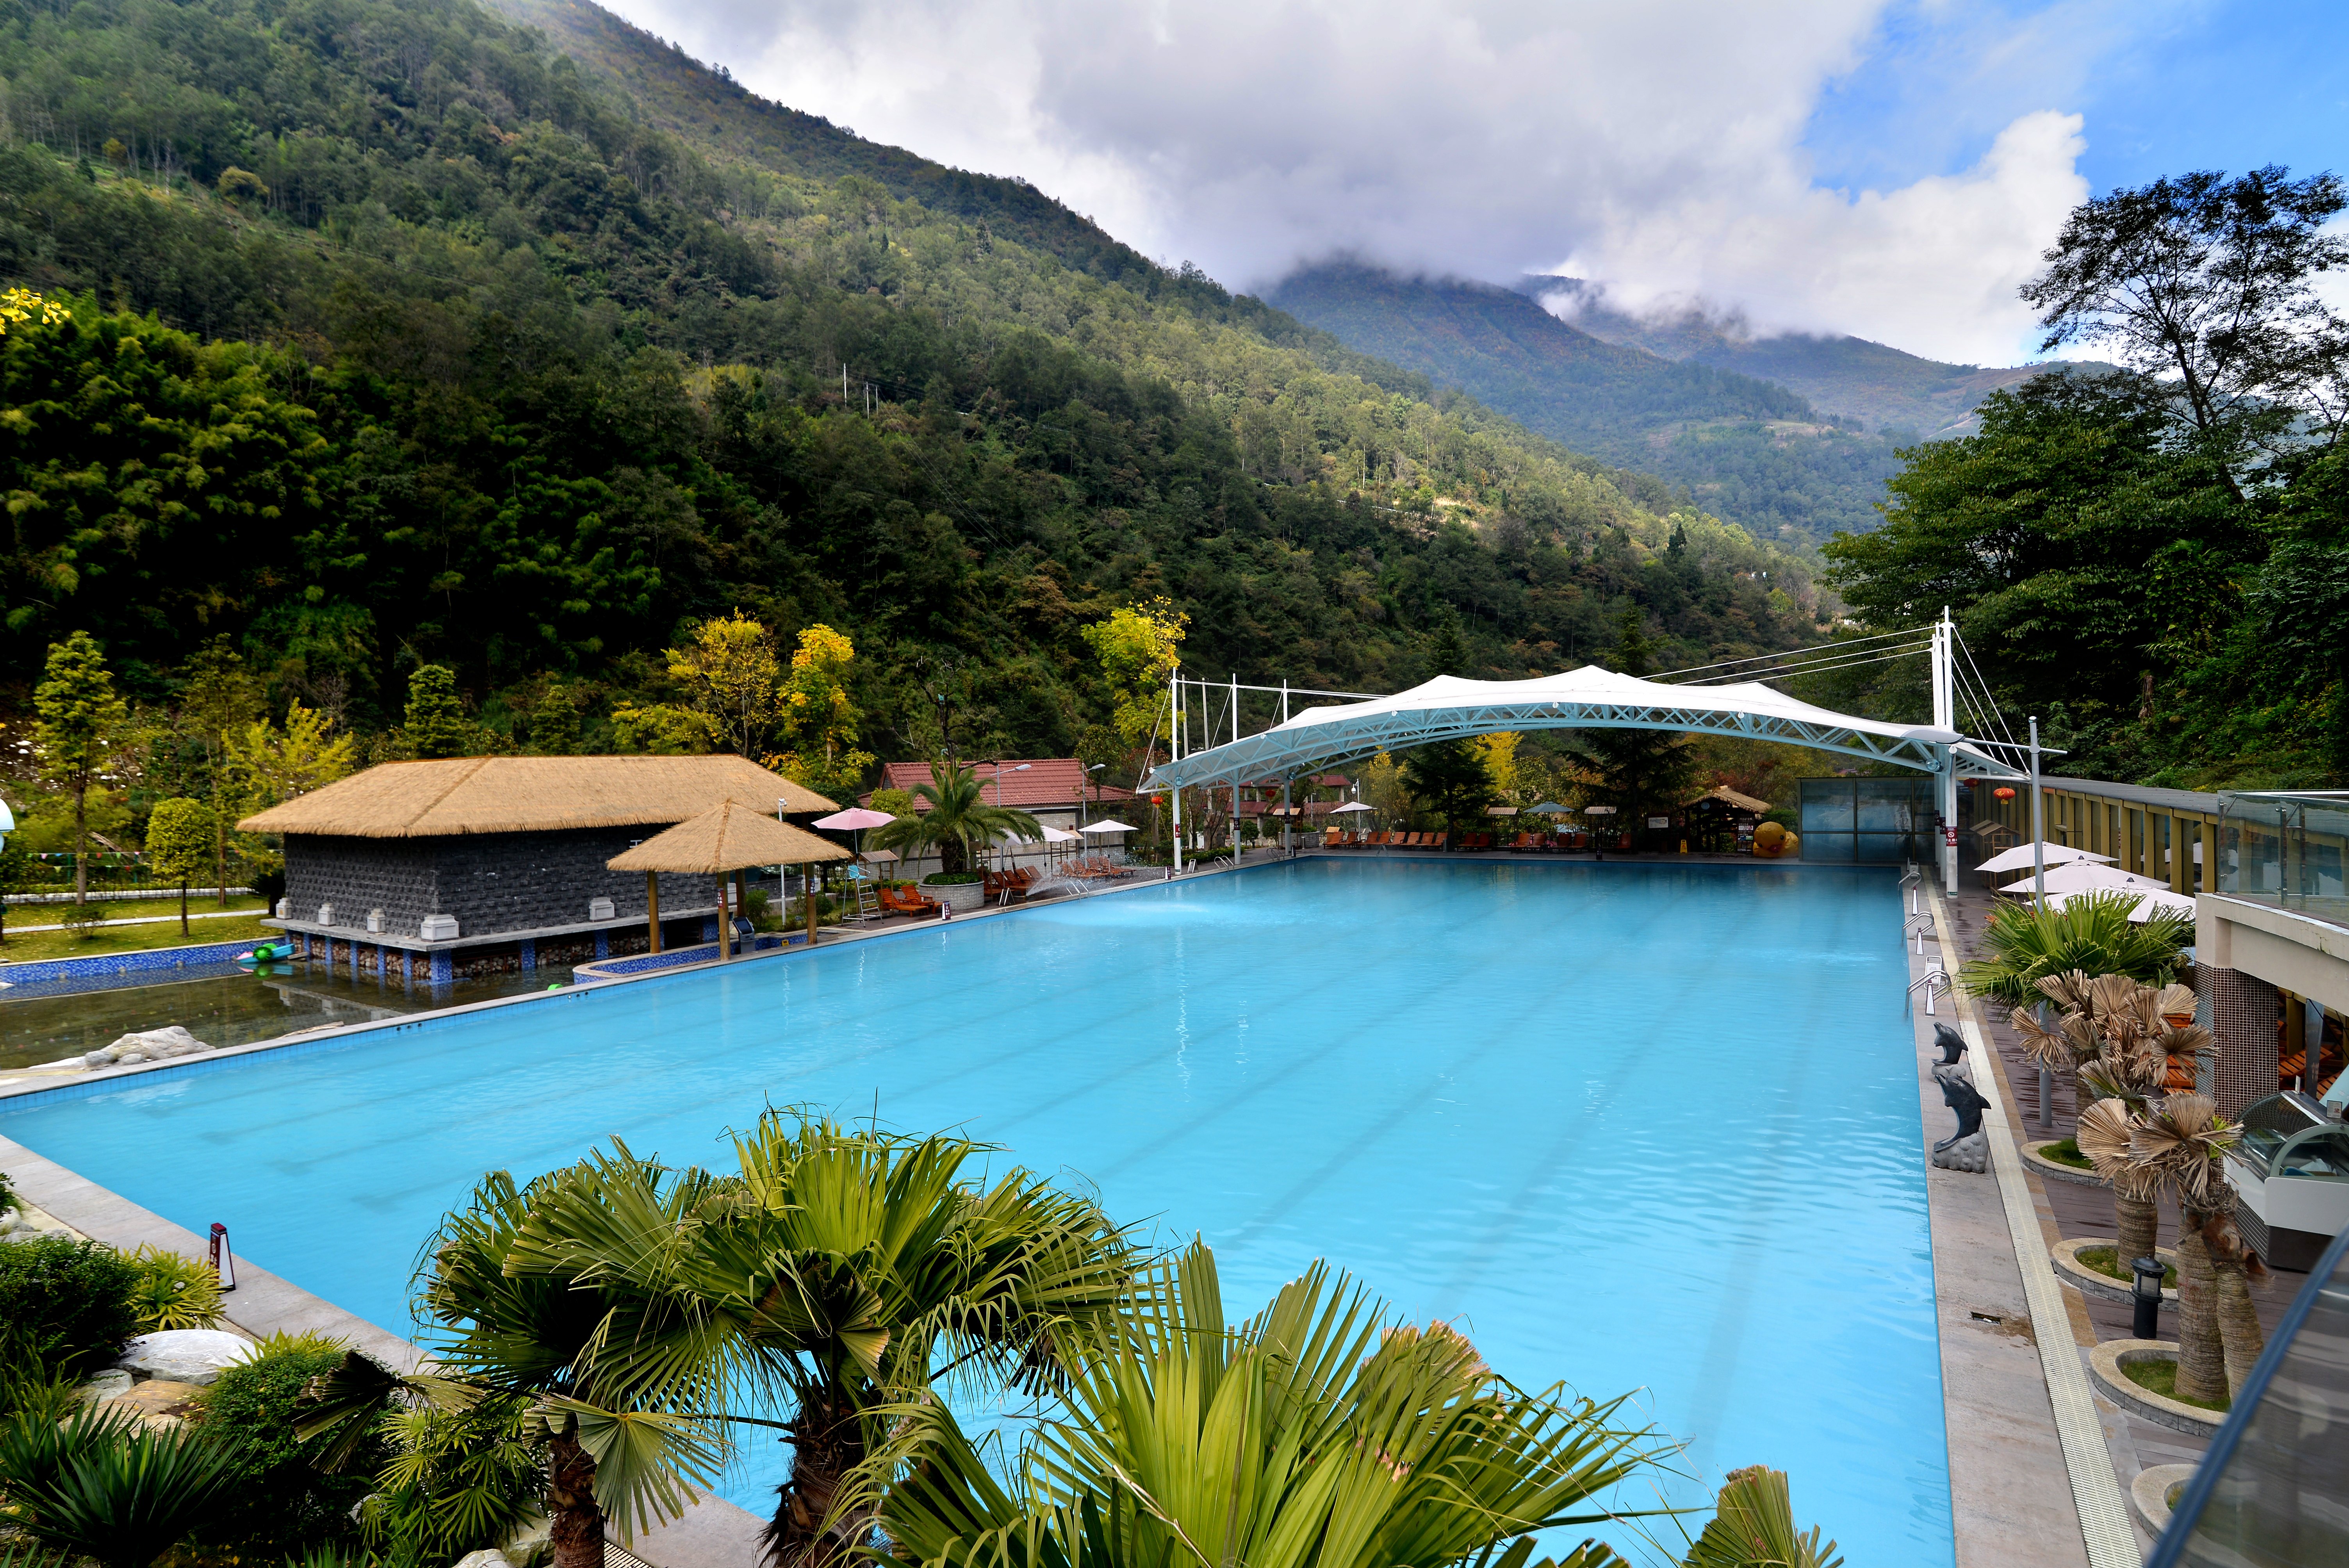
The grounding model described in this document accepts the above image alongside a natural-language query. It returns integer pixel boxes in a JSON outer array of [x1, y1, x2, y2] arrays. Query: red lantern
[[1993, 786, 2016, 802]]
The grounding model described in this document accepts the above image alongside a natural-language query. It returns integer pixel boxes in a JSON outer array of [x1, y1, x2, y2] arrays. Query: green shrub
[[922, 871, 984, 885], [0, 1168, 18, 1217], [0, 1234, 141, 1381], [124, 1244, 226, 1332], [0, 1401, 240, 1568], [193, 1331, 383, 1556], [362, 1393, 544, 1564]]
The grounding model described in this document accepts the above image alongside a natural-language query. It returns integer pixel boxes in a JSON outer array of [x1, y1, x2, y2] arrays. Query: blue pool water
[[0, 860, 1948, 1563]]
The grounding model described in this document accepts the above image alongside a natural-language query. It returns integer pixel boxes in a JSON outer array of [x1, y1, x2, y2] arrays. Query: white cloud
[[600, 0, 2094, 365]]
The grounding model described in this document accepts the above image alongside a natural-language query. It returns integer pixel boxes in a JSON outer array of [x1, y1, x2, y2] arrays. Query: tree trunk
[[2171, 1213, 2227, 1406], [547, 1431, 605, 1568], [2114, 1192, 2160, 1270], [765, 1387, 868, 1568], [180, 881, 189, 937], [2213, 1257, 2265, 1397], [72, 781, 87, 905]]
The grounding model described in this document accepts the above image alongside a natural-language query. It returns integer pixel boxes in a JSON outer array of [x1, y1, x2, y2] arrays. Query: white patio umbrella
[[2045, 886, 2198, 923], [1976, 841, 2116, 875], [2000, 861, 2175, 898], [1527, 802, 1571, 815], [1331, 801, 1375, 814], [1080, 820, 1137, 833]]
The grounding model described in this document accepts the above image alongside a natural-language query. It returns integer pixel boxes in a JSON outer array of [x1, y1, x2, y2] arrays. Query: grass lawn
[[2122, 1354, 2230, 1413], [2077, 1245, 2178, 1289], [2039, 1137, 2093, 1169], [0, 914, 274, 968]]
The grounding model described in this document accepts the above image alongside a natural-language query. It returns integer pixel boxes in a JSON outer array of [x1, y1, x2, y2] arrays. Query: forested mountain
[[1269, 265, 1911, 544], [0, 0, 1823, 787], [1534, 277, 2081, 437]]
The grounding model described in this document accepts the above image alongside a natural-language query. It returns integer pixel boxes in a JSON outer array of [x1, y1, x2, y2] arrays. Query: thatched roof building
[[241, 755, 835, 837], [243, 756, 839, 980]]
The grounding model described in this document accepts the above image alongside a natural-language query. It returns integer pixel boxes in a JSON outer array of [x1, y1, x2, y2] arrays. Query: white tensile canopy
[[1080, 820, 1137, 834], [1976, 842, 2116, 874], [1331, 801, 1375, 814], [1144, 665, 2023, 791]]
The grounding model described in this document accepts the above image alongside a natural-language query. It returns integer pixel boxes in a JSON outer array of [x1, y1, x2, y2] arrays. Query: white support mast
[[1932, 608, 1959, 894], [1170, 665, 1183, 874]]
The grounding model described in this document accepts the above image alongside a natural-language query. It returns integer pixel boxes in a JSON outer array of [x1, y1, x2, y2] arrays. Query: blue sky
[[1809, 0, 2349, 198]]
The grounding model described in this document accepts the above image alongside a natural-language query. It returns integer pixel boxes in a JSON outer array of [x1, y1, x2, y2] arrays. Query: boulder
[[85, 1026, 212, 1069], [453, 1553, 514, 1568], [81, 1368, 134, 1401], [115, 1329, 258, 1386]]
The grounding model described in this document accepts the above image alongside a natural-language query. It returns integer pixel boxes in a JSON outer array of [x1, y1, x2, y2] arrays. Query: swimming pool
[[0, 859, 1948, 1563]]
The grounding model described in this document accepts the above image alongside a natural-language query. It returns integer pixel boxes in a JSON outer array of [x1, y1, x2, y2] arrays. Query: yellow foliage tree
[[773, 624, 874, 800], [664, 612, 781, 758], [1080, 598, 1188, 748], [1472, 732, 1522, 800], [226, 703, 358, 810], [0, 287, 66, 337]]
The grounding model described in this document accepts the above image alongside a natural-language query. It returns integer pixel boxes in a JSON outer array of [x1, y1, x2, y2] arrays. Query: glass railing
[[2147, 1224, 2349, 1566], [2218, 791, 2349, 929]]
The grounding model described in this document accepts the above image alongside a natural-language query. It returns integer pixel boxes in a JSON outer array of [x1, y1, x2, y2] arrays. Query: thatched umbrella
[[609, 802, 849, 959]]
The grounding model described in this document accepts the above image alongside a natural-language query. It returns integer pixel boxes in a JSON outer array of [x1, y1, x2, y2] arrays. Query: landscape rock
[[111, 1377, 208, 1430], [115, 1329, 258, 1386], [84, 1026, 212, 1069], [501, 1514, 553, 1566], [452, 1552, 514, 1568], [82, 1368, 135, 1400], [1931, 1128, 1992, 1174]]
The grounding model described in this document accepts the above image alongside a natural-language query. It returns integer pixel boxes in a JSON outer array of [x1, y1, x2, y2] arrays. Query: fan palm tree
[[837, 1240, 1669, 1568], [867, 761, 1043, 875], [508, 1113, 1138, 1568], [1958, 893, 2192, 1008], [306, 1155, 735, 1568], [2018, 972, 2204, 1265], [2077, 1092, 2257, 1403]]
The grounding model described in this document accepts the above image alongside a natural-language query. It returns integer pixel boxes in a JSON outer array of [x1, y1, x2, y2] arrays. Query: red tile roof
[[866, 759, 1134, 812]]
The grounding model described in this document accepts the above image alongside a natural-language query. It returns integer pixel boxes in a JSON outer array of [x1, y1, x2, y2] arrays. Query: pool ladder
[[1907, 964, 1952, 1017]]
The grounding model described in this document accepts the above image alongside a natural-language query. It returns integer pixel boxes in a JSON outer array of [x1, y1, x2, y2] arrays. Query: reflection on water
[[0, 961, 564, 1071]]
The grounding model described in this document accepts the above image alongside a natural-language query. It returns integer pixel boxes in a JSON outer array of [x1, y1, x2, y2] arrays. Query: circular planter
[[2089, 1340, 2224, 1437], [2024, 1140, 2107, 1188], [925, 880, 986, 914], [2051, 1238, 2179, 1307], [2130, 1464, 2198, 1536]]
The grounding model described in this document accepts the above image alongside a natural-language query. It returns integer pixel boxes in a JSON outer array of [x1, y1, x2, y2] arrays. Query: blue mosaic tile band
[[0, 936, 262, 987], [576, 933, 796, 979]]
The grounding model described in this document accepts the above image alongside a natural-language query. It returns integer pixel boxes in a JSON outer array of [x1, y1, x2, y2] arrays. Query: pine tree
[[34, 630, 128, 905], [403, 666, 471, 759], [180, 637, 259, 906], [531, 683, 582, 756]]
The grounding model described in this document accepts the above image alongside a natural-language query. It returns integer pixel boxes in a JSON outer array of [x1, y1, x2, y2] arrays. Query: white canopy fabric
[[1081, 820, 1137, 834], [1144, 664, 2025, 790], [997, 823, 1082, 845], [1528, 802, 1571, 815], [2045, 887, 2198, 923], [1975, 842, 2116, 874], [2000, 862, 2175, 897], [1331, 800, 1376, 814]]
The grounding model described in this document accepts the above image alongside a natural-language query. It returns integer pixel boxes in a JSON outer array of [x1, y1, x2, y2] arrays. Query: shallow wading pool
[[0, 859, 1949, 1561]]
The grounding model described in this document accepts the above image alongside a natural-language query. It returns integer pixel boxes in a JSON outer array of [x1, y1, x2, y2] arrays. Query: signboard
[[1943, 826, 1959, 847], [1647, 816, 1670, 829]]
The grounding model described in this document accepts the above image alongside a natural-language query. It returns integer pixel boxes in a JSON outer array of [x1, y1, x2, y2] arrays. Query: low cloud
[[605, 0, 2095, 365]]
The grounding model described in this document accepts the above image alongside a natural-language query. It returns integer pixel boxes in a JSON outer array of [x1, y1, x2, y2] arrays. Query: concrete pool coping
[[1916, 878, 2138, 1568]]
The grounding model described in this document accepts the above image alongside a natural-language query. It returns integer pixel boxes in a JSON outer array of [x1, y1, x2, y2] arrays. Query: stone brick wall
[[285, 829, 719, 941], [2201, 964, 2282, 1118]]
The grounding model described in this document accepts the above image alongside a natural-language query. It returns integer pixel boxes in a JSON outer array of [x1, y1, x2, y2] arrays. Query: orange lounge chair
[[878, 884, 939, 916]]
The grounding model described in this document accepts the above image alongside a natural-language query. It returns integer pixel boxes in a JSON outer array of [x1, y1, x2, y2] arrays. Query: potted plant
[[868, 763, 1041, 914]]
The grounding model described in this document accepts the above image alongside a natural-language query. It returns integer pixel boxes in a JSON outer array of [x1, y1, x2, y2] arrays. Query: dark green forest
[[0, 0, 1823, 791]]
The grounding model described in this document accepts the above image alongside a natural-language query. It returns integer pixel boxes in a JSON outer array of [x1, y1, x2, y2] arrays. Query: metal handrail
[[1904, 912, 1937, 953], [1907, 964, 1952, 1017]]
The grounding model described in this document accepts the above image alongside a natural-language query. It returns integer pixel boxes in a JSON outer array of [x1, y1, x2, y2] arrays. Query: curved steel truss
[[1144, 667, 2025, 792]]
